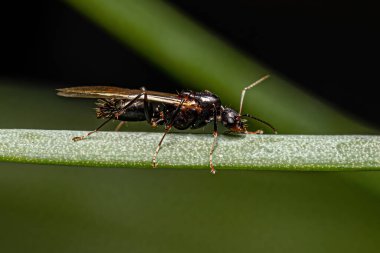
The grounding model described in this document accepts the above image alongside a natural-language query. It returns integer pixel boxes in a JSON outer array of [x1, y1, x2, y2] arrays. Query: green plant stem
[[1, 129, 379, 171]]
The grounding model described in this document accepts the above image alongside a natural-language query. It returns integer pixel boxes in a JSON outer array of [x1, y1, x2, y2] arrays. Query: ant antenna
[[239, 75, 270, 115], [241, 114, 277, 134]]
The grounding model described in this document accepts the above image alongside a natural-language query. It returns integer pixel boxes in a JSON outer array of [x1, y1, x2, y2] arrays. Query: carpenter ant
[[57, 75, 277, 174]]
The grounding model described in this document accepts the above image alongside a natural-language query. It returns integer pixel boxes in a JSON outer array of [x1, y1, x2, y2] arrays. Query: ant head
[[221, 107, 278, 134], [221, 107, 246, 133]]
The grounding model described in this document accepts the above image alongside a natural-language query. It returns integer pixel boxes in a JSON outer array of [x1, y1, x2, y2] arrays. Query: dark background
[[1, 1, 379, 127], [1, 2, 380, 253]]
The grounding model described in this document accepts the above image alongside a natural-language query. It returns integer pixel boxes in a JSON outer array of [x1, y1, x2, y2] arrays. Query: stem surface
[[1, 129, 379, 171]]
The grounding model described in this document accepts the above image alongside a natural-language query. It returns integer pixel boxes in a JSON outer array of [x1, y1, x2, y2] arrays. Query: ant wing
[[57, 86, 183, 105]]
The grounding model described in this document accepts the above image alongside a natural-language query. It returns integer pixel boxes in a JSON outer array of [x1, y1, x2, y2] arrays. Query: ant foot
[[72, 136, 84, 142]]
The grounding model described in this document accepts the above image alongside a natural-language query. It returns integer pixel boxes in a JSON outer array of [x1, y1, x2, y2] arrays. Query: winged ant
[[57, 75, 277, 174]]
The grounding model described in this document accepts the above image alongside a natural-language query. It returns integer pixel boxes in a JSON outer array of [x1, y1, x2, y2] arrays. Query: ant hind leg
[[73, 92, 146, 142], [72, 117, 113, 142]]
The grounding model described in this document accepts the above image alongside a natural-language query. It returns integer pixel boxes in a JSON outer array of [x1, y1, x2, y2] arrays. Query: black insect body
[[57, 75, 276, 174]]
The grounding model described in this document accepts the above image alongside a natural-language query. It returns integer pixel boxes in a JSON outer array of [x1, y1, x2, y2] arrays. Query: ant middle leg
[[114, 121, 127, 131], [152, 99, 185, 168]]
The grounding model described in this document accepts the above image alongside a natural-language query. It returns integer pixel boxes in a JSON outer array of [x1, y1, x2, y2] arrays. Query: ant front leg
[[209, 104, 218, 174], [245, 129, 264, 135], [152, 99, 185, 168]]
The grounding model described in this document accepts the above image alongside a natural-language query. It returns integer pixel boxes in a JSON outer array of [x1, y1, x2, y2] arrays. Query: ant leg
[[239, 75, 270, 115], [73, 92, 145, 141], [114, 87, 153, 131], [245, 129, 264, 135], [114, 121, 126, 131], [150, 118, 164, 128], [209, 105, 218, 174], [113, 86, 150, 132], [152, 99, 185, 168], [114, 92, 145, 119], [141, 87, 152, 124], [72, 117, 113, 141], [152, 126, 171, 168]]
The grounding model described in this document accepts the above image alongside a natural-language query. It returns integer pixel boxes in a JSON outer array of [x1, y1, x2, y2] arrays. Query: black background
[[1, 1, 378, 127]]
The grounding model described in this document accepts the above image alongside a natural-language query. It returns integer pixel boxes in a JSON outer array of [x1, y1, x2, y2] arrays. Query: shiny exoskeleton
[[57, 75, 276, 174], [97, 91, 226, 130]]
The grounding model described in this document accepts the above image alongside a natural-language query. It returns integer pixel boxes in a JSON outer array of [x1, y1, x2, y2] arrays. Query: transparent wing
[[57, 86, 183, 104]]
